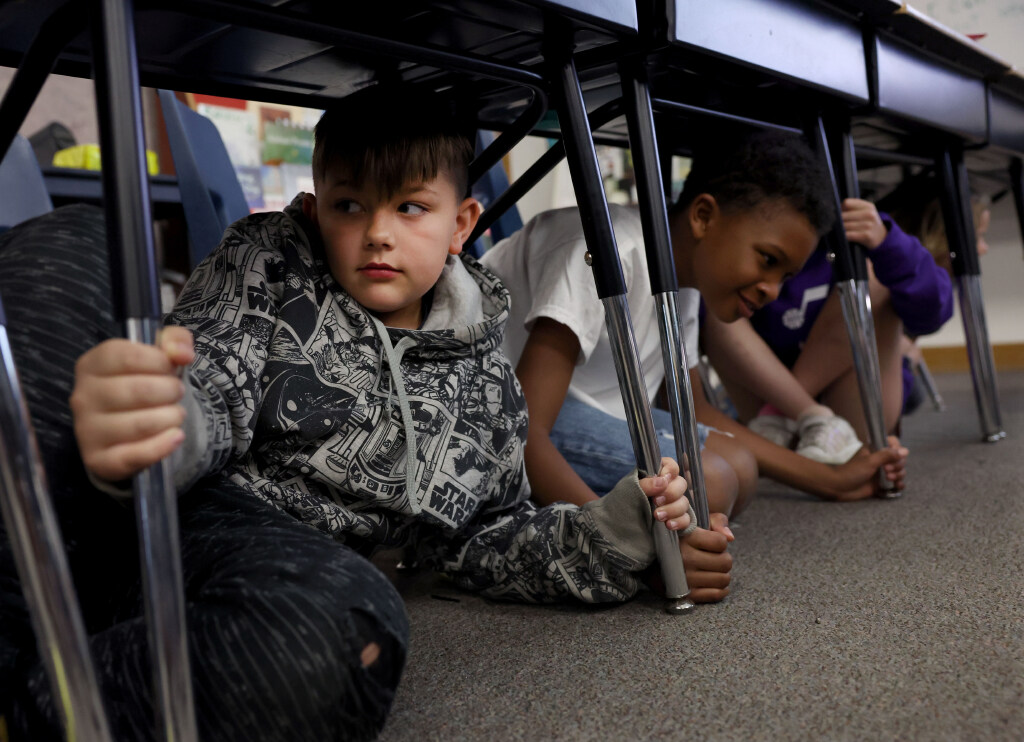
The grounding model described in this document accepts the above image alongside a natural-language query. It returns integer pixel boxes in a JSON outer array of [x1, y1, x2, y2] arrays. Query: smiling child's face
[[683, 194, 820, 323], [305, 167, 479, 329]]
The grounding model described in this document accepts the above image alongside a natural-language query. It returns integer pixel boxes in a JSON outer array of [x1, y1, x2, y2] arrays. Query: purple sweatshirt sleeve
[[869, 213, 954, 337]]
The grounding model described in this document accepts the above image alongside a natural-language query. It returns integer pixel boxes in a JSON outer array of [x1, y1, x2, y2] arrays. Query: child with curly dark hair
[[483, 130, 909, 519]]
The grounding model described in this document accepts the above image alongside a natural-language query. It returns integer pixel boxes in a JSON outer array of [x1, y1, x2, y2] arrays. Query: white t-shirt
[[481, 204, 700, 421]]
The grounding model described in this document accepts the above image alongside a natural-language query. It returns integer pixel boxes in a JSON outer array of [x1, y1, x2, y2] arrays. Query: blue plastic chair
[[469, 130, 522, 257], [158, 90, 249, 270], [0, 134, 54, 230]]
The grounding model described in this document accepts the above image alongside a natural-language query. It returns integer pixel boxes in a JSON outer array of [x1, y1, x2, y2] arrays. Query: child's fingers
[[687, 587, 730, 603], [709, 512, 735, 541], [79, 405, 187, 449], [76, 338, 178, 377], [684, 569, 732, 591], [81, 427, 185, 482], [638, 470, 673, 497], [73, 373, 186, 415], [682, 527, 731, 555], [157, 326, 195, 367], [658, 457, 680, 478], [650, 470, 690, 529], [653, 505, 690, 532], [683, 553, 733, 582]]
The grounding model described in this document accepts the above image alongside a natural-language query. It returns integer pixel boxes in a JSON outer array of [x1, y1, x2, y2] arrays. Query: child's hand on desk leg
[[641, 457, 734, 603], [841, 198, 888, 249], [71, 326, 195, 482], [823, 436, 909, 501], [681, 513, 733, 603], [640, 457, 691, 533]]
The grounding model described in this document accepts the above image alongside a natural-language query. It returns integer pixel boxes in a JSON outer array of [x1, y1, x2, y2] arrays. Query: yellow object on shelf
[[52, 144, 160, 175]]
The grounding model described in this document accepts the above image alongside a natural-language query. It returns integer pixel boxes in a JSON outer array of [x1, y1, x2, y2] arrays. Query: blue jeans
[[550, 396, 710, 496]]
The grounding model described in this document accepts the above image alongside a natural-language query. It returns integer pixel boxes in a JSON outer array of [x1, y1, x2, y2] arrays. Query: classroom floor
[[375, 370, 1024, 742]]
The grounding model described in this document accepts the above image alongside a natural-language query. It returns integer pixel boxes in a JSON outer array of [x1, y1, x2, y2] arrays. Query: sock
[[798, 403, 834, 422], [757, 403, 787, 418]]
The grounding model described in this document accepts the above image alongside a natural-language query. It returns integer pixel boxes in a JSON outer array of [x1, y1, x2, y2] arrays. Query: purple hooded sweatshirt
[[748, 213, 954, 408]]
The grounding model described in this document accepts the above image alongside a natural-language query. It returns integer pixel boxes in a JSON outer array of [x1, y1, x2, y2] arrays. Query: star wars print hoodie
[[166, 195, 666, 604]]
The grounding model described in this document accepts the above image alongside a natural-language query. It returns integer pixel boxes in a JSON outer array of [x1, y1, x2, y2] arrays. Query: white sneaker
[[795, 414, 863, 464], [748, 414, 798, 449]]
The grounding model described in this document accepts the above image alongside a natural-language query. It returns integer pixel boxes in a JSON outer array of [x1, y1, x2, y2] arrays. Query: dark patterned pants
[[0, 206, 408, 741]]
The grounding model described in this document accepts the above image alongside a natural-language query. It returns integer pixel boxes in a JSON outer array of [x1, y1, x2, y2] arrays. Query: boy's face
[[685, 195, 819, 323], [305, 167, 481, 329]]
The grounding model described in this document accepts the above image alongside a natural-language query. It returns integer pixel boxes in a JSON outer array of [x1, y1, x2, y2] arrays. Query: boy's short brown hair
[[312, 85, 475, 199]]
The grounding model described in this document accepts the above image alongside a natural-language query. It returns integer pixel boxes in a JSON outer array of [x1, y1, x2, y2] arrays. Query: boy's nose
[[757, 281, 780, 304], [366, 210, 394, 247]]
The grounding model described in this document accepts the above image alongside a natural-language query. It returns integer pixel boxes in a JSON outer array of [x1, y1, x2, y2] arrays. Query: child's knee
[[700, 448, 740, 515]]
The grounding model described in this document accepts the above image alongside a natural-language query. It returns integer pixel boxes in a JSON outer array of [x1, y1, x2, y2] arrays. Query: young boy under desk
[[2, 86, 726, 738], [481, 131, 909, 515], [701, 194, 953, 460]]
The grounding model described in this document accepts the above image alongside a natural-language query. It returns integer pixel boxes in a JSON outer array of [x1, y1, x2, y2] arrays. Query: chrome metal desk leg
[[0, 306, 113, 741], [937, 147, 1004, 443], [957, 275, 1005, 441], [656, 292, 711, 530], [813, 116, 895, 496], [93, 0, 198, 736], [550, 49, 690, 613], [914, 357, 946, 412], [604, 296, 693, 614], [620, 59, 710, 532], [836, 279, 898, 497]]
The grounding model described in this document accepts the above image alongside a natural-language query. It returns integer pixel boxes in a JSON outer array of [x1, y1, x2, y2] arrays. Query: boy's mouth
[[360, 262, 400, 278], [737, 293, 758, 318]]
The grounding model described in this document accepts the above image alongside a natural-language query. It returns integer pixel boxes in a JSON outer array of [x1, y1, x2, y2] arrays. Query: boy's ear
[[689, 194, 717, 240], [302, 192, 319, 226], [449, 197, 484, 256]]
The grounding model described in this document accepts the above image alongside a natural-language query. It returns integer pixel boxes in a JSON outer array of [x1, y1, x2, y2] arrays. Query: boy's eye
[[760, 251, 778, 268], [398, 202, 427, 216], [335, 199, 363, 214]]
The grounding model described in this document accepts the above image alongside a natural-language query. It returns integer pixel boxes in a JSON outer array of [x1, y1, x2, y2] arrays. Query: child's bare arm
[[71, 326, 195, 482], [690, 368, 908, 500], [515, 317, 601, 507], [702, 311, 819, 420]]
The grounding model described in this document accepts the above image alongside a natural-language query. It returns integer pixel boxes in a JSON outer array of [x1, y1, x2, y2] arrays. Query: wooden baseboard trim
[[921, 343, 1024, 372]]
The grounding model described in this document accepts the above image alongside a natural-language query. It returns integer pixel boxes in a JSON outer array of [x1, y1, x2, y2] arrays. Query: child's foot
[[795, 414, 862, 464], [748, 414, 798, 449]]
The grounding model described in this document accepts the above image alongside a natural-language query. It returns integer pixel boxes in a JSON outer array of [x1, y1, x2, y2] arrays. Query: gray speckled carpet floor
[[376, 371, 1023, 742]]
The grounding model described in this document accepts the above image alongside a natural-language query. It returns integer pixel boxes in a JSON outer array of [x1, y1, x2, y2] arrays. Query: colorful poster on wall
[[195, 102, 260, 169], [262, 121, 313, 165]]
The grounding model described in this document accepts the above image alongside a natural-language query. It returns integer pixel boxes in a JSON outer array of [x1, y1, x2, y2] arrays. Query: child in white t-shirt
[[482, 131, 909, 522]]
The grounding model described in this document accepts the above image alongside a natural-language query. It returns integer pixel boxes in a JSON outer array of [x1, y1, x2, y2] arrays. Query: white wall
[[912, 1, 1024, 346]]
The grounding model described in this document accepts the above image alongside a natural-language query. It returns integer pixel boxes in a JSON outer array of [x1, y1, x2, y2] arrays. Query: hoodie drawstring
[[369, 316, 422, 515]]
